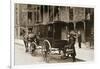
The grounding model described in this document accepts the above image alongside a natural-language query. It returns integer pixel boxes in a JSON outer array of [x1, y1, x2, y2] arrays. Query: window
[[27, 4, 32, 9], [49, 6, 54, 22], [28, 12, 32, 20], [48, 25, 53, 37], [69, 7, 73, 20], [54, 6, 60, 20], [34, 6, 42, 23], [37, 8, 39, 22], [85, 8, 91, 20]]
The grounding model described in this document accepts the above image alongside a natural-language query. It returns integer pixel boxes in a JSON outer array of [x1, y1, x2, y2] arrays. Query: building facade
[[15, 4, 94, 46]]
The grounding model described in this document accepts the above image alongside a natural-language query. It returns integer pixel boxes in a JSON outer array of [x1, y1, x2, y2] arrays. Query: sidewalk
[[15, 39, 94, 62], [15, 39, 24, 46], [75, 42, 94, 62]]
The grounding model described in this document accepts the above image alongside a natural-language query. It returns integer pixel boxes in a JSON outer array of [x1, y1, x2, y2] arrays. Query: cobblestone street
[[15, 39, 94, 65]]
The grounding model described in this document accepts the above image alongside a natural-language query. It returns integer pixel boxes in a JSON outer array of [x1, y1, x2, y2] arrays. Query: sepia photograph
[[14, 3, 94, 65]]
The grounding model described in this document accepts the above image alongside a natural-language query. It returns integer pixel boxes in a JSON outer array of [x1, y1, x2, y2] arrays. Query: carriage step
[[66, 49, 74, 53], [51, 48, 58, 51]]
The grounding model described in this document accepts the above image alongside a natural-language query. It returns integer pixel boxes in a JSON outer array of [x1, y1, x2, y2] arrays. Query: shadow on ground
[[44, 55, 85, 63]]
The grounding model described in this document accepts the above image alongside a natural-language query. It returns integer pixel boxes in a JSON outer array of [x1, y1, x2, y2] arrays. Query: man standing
[[78, 31, 82, 48], [62, 31, 76, 62], [69, 33, 76, 62], [23, 33, 29, 52]]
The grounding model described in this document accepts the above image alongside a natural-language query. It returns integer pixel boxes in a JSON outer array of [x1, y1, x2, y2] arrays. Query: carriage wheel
[[42, 40, 51, 63], [30, 42, 37, 56]]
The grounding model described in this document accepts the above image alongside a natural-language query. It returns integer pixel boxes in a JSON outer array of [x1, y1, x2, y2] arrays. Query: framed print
[[10, 0, 95, 69]]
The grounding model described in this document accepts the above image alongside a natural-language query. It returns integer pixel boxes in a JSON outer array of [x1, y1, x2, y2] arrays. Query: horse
[[28, 33, 39, 55]]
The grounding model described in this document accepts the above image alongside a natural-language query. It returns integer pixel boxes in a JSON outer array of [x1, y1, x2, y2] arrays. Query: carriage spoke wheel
[[42, 40, 51, 63]]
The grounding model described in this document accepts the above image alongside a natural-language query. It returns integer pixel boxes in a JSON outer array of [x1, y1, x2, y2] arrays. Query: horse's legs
[[24, 41, 28, 52], [59, 48, 61, 55], [31, 43, 36, 56]]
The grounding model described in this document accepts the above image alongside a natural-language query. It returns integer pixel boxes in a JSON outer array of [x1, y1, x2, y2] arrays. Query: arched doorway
[[28, 26, 33, 33], [68, 22, 74, 32]]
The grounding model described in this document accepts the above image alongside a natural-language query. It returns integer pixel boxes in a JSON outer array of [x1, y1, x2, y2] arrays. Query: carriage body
[[47, 21, 69, 48], [34, 21, 69, 48], [32, 21, 76, 62]]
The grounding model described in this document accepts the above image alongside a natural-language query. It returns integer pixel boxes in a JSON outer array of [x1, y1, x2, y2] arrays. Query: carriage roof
[[47, 21, 68, 26]]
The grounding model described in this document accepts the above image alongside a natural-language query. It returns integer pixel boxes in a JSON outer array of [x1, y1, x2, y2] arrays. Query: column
[[48, 6, 49, 22], [83, 21, 86, 42], [43, 5, 45, 24], [58, 6, 60, 20], [38, 5, 41, 22], [73, 22, 76, 30], [17, 4, 20, 39], [36, 6, 37, 23], [53, 6, 54, 21]]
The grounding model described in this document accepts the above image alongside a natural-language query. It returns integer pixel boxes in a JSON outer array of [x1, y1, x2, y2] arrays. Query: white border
[[11, 0, 96, 69], [14, 0, 95, 8]]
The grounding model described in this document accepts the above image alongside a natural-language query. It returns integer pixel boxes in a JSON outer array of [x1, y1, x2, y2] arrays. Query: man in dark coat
[[68, 34, 76, 62], [78, 31, 82, 48], [62, 32, 76, 62], [69, 34, 76, 56]]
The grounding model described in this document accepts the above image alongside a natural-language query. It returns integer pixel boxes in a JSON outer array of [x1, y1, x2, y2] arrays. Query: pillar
[[17, 4, 20, 39], [43, 5, 45, 24], [73, 22, 76, 30], [83, 21, 86, 42], [53, 6, 54, 21]]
